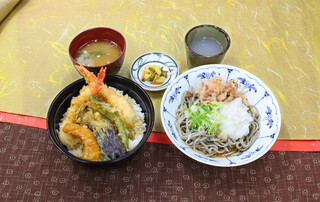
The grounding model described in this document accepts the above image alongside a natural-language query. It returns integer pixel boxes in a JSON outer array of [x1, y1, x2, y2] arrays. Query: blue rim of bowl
[[130, 52, 179, 91], [47, 74, 155, 165]]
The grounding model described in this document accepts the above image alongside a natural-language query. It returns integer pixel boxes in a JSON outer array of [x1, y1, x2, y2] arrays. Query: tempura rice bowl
[[47, 74, 154, 165]]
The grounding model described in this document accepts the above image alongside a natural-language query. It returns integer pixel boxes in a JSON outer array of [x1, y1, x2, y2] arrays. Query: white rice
[[109, 87, 146, 151]]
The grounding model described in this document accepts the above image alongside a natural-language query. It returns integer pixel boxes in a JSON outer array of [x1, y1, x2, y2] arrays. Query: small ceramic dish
[[130, 52, 179, 91]]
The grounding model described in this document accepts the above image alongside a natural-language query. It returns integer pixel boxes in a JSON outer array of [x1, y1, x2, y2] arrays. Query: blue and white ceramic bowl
[[130, 52, 179, 91], [160, 64, 281, 167]]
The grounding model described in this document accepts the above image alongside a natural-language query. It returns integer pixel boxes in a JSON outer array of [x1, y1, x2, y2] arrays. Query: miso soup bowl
[[69, 27, 126, 75]]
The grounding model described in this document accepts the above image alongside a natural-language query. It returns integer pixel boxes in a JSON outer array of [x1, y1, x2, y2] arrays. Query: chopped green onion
[[77, 50, 101, 56], [185, 101, 221, 135]]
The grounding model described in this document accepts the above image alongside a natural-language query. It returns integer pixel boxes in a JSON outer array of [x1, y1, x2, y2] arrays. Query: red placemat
[[0, 111, 319, 151]]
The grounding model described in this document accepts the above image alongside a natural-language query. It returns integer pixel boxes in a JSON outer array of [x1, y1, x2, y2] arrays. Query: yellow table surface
[[0, 0, 319, 139]]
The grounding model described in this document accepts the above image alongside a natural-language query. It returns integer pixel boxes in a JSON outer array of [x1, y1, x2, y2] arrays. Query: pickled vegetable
[[141, 65, 168, 85]]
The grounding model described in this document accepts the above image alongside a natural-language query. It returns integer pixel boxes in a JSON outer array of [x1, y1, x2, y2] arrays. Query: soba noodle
[[175, 91, 260, 157]]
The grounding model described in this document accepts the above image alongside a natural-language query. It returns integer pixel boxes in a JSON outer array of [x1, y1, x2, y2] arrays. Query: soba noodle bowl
[[174, 76, 260, 157]]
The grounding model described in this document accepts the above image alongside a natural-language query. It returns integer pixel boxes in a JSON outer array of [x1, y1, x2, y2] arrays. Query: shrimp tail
[[75, 64, 106, 95], [97, 67, 107, 83], [93, 67, 106, 95], [75, 64, 96, 83]]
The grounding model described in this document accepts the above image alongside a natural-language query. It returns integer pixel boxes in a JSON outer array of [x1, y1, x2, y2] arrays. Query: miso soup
[[75, 40, 122, 67]]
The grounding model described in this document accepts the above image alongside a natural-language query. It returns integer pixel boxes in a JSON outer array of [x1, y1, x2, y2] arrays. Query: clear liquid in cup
[[189, 38, 223, 57]]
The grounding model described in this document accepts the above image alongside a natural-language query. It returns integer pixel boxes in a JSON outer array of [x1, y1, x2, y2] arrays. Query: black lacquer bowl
[[47, 74, 154, 165]]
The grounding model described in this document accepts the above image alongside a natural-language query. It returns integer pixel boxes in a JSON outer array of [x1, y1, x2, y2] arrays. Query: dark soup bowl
[[69, 27, 126, 75], [47, 74, 154, 165]]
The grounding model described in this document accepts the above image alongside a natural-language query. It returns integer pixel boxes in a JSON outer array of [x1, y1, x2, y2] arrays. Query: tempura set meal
[[52, 23, 266, 163], [58, 65, 146, 161], [175, 76, 260, 157]]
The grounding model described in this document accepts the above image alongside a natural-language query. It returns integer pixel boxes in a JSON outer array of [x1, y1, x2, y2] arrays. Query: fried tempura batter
[[75, 64, 141, 130], [62, 123, 100, 161]]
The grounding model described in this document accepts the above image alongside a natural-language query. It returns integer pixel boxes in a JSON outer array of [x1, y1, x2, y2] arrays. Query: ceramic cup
[[185, 24, 231, 68]]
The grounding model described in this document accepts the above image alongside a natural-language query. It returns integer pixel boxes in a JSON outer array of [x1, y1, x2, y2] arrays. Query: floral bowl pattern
[[160, 64, 281, 167]]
